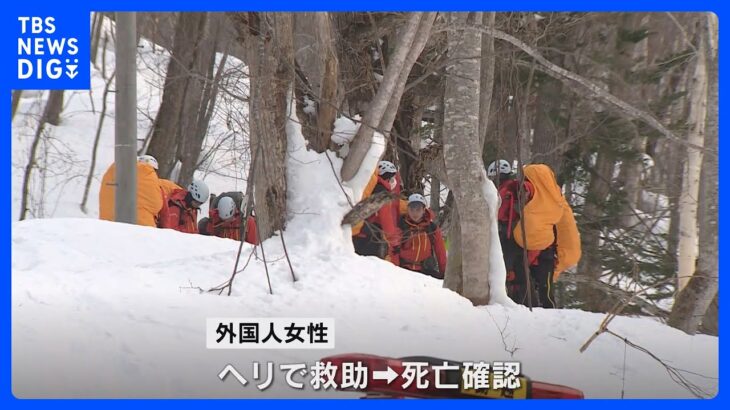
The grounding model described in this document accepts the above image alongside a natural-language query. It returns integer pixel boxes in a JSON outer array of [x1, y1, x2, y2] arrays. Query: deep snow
[[10, 15, 718, 399]]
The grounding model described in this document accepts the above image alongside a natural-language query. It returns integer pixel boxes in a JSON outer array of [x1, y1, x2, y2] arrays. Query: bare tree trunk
[[340, 13, 423, 182], [618, 135, 646, 228], [45, 90, 64, 126], [19, 91, 63, 220], [177, 13, 226, 187], [478, 12, 496, 149], [442, 12, 493, 306], [91, 12, 105, 67], [81, 72, 116, 213], [531, 77, 564, 174], [443, 205, 464, 293], [668, 13, 717, 334], [148, 12, 208, 178], [577, 150, 615, 311], [313, 12, 341, 153], [611, 15, 649, 228], [699, 294, 718, 336], [11, 90, 22, 120], [101, 33, 110, 80], [229, 12, 294, 239], [378, 13, 437, 139], [667, 145, 684, 269], [429, 102, 444, 214], [676, 18, 708, 291]]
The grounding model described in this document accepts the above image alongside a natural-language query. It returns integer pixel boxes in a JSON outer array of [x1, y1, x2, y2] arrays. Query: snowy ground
[[11, 218, 719, 398], [10, 17, 718, 399]]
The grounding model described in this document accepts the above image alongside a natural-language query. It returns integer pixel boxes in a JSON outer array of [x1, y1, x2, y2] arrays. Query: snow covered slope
[[12, 217, 718, 398], [11, 17, 717, 399]]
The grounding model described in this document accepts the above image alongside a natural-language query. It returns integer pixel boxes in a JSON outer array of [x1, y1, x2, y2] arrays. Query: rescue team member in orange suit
[[199, 194, 258, 244], [510, 164, 581, 308], [157, 179, 209, 234], [396, 193, 447, 279], [352, 161, 402, 264], [99, 156, 164, 227]]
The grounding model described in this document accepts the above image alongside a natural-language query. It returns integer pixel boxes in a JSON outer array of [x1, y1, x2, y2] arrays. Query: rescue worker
[[157, 179, 209, 234], [396, 193, 447, 279], [352, 161, 402, 264], [99, 157, 163, 227], [199, 193, 258, 244], [510, 164, 581, 308], [137, 154, 182, 197], [488, 159, 534, 300]]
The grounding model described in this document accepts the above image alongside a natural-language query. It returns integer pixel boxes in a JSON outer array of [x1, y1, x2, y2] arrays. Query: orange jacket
[[99, 162, 163, 227], [158, 189, 198, 234], [397, 209, 447, 277], [512, 164, 581, 280], [159, 178, 182, 198], [204, 209, 259, 244]]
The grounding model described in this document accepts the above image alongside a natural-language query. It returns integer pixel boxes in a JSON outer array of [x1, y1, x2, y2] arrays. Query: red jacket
[[205, 209, 258, 244], [397, 209, 447, 277], [357, 175, 402, 262], [158, 189, 198, 234], [497, 178, 534, 239]]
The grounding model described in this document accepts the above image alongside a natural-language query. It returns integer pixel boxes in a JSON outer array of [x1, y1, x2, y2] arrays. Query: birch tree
[[340, 13, 434, 182], [676, 16, 709, 291], [669, 13, 718, 334], [441, 12, 494, 305]]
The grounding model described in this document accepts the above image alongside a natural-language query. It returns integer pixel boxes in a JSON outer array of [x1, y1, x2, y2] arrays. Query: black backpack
[[210, 191, 246, 215]]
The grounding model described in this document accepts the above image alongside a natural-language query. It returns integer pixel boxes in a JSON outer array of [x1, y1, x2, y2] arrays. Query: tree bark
[[148, 12, 208, 178], [229, 12, 295, 239], [340, 13, 423, 182], [531, 78, 563, 171], [676, 18, 708, 291], [19, 91, 63, 220], [668, 13, 718, 334], [378, 13, 437, 138], [577, 150, 616, 311], [45, 90, 64, 126], [699, 294, 718, 336], [313, 13, 341, 153], [442, 12, 493, 306], [91, 12, 104, 67], [478, 12, 496, 149], [176, 13, 225, 187], [11, 90, 22, 120]]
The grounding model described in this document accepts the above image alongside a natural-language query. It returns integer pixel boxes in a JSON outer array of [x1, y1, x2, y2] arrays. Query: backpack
[[398, 216, 438, 265], [210, 191, 246, 215]]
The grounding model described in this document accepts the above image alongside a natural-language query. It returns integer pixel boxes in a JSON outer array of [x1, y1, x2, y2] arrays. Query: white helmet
[[137, 154, 159, 170], [487, 159, 512, 178], [377, 160, 397, 176], [408, 193, 428, 207], [187, 179, 210, 203], [217, 196, 237, 221]]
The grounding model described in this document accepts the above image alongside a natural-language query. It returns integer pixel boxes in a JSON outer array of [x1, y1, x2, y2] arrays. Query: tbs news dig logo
[[15, 16, 89, 89]]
